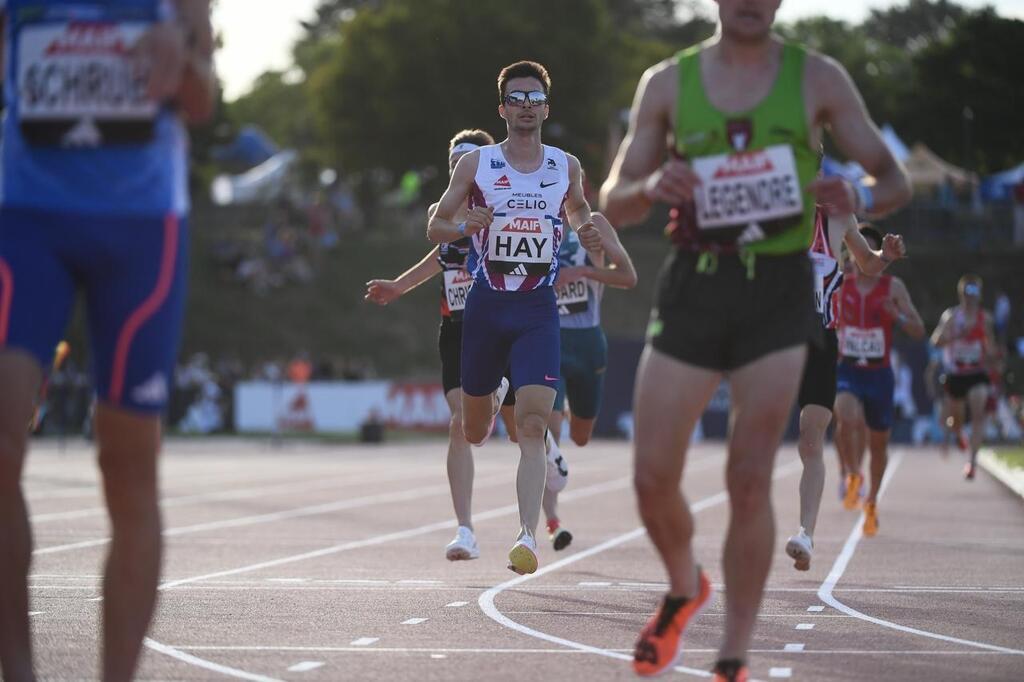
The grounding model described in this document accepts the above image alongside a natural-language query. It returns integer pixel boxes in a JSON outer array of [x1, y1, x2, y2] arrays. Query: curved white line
[[817, 451, 1024, 656], [478, 458, 804, 679], [144, 638, 282, 682]]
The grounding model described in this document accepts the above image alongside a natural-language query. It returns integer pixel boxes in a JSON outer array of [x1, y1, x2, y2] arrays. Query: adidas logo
[[62, 118, 102, 147], [509, 264, 528, 276], [131, 373, 168, 406], [494, 174, 511, 189]]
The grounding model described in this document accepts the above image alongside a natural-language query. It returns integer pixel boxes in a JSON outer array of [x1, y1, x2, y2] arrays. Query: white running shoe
[[545, 431, 568, 493], [445, 526, 480, 561], [785, 528, 813, 571], [507, 533, 539, 575]]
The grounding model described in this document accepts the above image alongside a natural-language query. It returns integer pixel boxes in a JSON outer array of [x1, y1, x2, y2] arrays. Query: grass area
[[994, 448, 1024, 470]]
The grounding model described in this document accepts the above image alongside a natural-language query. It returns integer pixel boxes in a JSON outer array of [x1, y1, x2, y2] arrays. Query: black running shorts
[[648, 250, 819, 372], [941, 371, 989, 400], [798, 327, 838, 410]]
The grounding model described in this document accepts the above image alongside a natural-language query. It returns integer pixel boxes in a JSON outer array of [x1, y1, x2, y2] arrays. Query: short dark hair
[[497, 61, 551, 102], [858, 223, 883, 250], [449, 129, 494, 154]]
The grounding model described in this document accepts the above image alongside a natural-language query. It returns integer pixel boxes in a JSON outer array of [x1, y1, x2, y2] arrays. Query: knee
[[516, 412, 547, 441], [570, 426, 591, 447], [634, 466, 675, 506], [463, 420, 489, 446], [726, 461, 773, 518]]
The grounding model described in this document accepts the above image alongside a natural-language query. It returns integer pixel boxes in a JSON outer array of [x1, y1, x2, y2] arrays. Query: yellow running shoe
[[863, 501, 879, 537], [843, 473, 863, 510], [507, 534, 538, 575]]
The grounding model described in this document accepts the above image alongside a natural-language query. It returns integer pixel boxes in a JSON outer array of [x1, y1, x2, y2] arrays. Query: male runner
[[785, 209, 904, 571], [930, 275, 999, 480], [0, 2, 215, 680], [833, 225, 924, 536], [543, 211, 637, 550], [366, 129, 520, 561], [599, 0, 911, 677], [428, 61, 608, 575]]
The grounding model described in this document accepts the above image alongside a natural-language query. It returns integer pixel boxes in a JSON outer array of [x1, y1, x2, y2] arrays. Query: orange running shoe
[[863, 501, 879, 537], [633, 569, 713, 677], [711, 659, 749, 682], [843, 473, 863, 510]]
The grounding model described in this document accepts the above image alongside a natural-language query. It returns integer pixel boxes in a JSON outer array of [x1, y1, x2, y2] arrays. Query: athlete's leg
[[634, 347, 720, 597], [569, 415, 597, 447], [796, 405, 830, 536], [865, 428, 890, 504], [445, 388, 473, 528], [95, 406, 162, 682], [834, 392, 865, 478], [966, 383, 989, 468], [719, 345, 806, 660], [462, 390, 504, 445], [513, 385, 556, 538], [0, 353, 42, 682]]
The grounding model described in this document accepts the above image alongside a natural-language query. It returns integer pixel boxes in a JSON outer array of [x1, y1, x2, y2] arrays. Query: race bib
[[809, 251, 837, 314], [841, 326, 885, 359], [442, 269, 473, 313], [950, 339, 982, 366], [692, 145, 804, 231], [487, 216, 555, 269], [556, 278, 589, 315], [17, 22, 156, 144]]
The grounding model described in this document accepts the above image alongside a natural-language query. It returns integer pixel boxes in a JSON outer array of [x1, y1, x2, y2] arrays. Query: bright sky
[[213, 0, 1024, 101]]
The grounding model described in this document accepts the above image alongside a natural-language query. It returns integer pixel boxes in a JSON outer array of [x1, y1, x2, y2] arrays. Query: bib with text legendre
[[692, 145, 804, 237], [442, 269, 473, 313], [840, 326, 886, 360]]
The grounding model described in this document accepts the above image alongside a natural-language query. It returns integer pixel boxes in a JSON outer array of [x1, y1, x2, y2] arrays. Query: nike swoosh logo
[[540, 181, 558, 188], [545, 375, 559, 381]]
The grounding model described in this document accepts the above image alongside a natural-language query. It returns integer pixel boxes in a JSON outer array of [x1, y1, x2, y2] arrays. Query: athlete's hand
[[556, 265, 589, 286], [132, 22, 189, 101], [807, 176, 858, 215], [463, 207, 494, 236], [643, 158, 701, 205], [576, 220, 604, 253], [364, 279, 403, 306], [881, 234, 906, 263]]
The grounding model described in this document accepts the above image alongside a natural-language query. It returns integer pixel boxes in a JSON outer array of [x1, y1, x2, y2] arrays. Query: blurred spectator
[[994, 290, 1011, 349], [288, 353, 313, 384]]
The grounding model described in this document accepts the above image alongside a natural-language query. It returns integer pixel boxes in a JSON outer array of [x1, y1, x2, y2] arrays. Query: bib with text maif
[[692, 144, 804, 235], [443, 269, 473, 313], [487, 214, 555, 276], [841, 326, 885, 360], [17, 22, 157, 145], [556, 278, 589, 315]]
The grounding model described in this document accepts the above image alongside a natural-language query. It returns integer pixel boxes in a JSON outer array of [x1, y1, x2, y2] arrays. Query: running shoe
[[785, 528, 813, 571], [711, 659, 749, 682], [444, 526, 479, 561], [843, 473, 863, 510], [507, 533, 538, 575], [633, 569, 713, 677], [545, 430, 568, 493], [547, 518, 573, 551], [863, 501, 879, 537], [963, 462, 976, 480]]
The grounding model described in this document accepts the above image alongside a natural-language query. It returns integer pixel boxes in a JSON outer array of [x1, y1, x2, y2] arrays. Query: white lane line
[[35, 472, 512, 556], [28, 611, 43, 616], [769, 668, 792, 679], [795, 623, 814, 630], [397, 580, 442, 585], [402, 618, 428, 625], [578, 581, 611, 586], [267, 578, 306, 583], [807, 605, 825, 612], [143, 638, 282, 682], [169, 645, 1021, 656], [783, 644, 805, 652], [430, 654, 447, 659], [349, 638, 379, 647], [286, 661, 324, 672], [817, 451, 1024, 657], [478, 457, 803, 680], [144, 475, 633, 677], [445, 602, 468, 608]]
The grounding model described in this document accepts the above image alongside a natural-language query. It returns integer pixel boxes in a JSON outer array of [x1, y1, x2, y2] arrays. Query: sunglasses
[[503, 90, 548, 107], [964, 284, 981, 296]]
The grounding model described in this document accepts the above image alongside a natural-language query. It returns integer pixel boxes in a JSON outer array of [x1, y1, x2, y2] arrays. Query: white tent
[[902, 143, 976, 189]]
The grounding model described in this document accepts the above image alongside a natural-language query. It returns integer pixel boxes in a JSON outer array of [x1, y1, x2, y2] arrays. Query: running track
[[23, 437, 1024, 680]]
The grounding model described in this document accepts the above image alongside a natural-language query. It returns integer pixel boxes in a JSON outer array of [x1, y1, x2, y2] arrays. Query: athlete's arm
[[930, 309, 955, 347], [576, 213, 637, 289], [807, 55, 911, 217], [364, 246, 442, 306], [888, 278, 925, 339], [174, 0, 216, 124], [563, 155, 593, 231], [600, 62, 699, 227], [982, 312, 1001, 363], [841, 215, 906, 275], [428, 151, 491, 243]]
